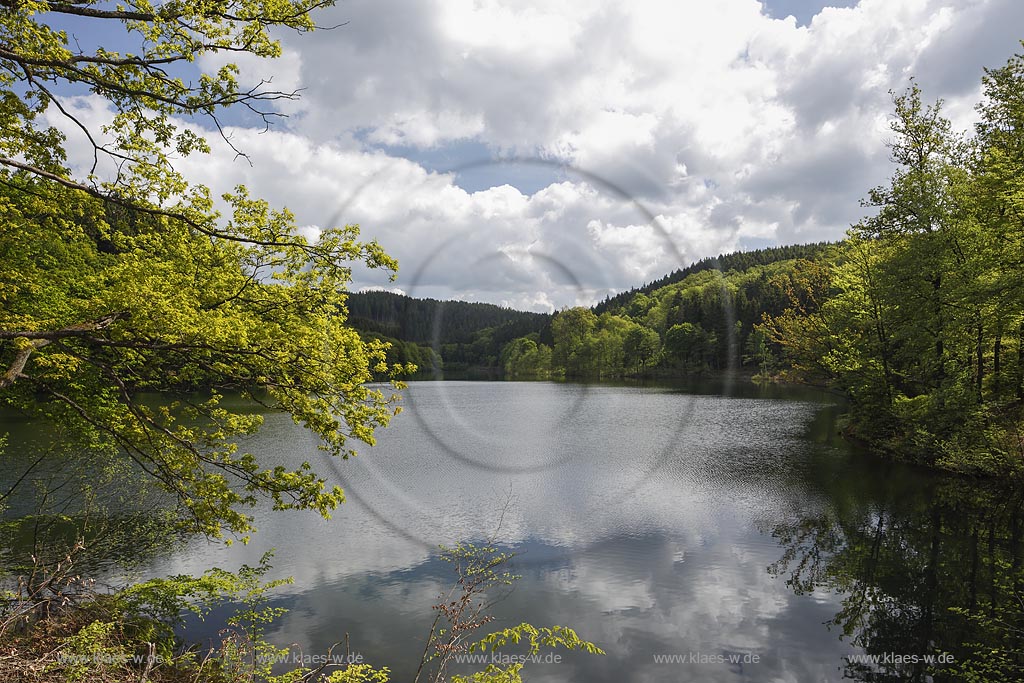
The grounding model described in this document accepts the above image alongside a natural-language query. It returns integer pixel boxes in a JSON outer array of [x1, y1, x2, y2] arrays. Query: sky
[[52, 0, 1024, 311]]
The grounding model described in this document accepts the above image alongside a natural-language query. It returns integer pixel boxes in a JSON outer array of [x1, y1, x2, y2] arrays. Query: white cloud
[[358, 285, 408, 296], [45, 0, 1024, 308], [501, 290, 557, 313]]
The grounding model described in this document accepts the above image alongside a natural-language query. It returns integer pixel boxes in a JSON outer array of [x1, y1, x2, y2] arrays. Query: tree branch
[[0, 312, 126, 341], [0, 313, 125, 388], [0, 339, 48, 389], [0, 156, 324, 256], [44, 3, 153, 20]]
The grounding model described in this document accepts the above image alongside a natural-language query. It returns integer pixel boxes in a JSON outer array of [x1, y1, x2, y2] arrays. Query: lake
[[5, 380, 1021, 681]]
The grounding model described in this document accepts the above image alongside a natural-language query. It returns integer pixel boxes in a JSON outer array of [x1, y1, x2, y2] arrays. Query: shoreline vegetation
[[1, 0, 1022, 676]]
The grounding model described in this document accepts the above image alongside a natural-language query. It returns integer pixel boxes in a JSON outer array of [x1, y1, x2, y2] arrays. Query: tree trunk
[[1017, 321, 1024, 401], [988, 519, 997, 616], [994, 324, 1002, 396], [969, 527, 979, 612], [919, 502, 943, 677], [933, 274, 945, 404], [977, 322, 984, 402], [1013, 502, 1022, 660]]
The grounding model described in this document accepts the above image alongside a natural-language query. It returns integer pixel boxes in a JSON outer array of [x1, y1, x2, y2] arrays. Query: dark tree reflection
[[769, 479, 1024, 682]]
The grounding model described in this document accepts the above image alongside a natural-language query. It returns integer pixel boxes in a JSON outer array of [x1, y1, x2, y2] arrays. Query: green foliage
[[325, 664, 393, 683], [347, 291, 551, 377], [107, 550, 333, 683], [0, 0, 412, 540], [0, 550, 315, 682], [348, 291, 549, 347], [761, 56, 1024, 475], [623, 326, 660, 374], [57, 619, 126, 682], [444, 624, 604, 683], [500, 335, 552, 379], [350, 246, 831, 380], [497, 251, 812, 380], [413, 541, 603, 683], [213, 552, 308, 683], [593, 242, 833, 315], [469, 623, 605, 656], [665, 322, 716, 372], [946, 575, 1024, 683], [550, 307, 597, 376], [450, 665, 524, 683], [0, 423, 191, 580]]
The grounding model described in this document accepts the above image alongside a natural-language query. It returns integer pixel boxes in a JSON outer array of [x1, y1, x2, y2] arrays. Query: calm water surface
[[9, 380, 1020, 681]]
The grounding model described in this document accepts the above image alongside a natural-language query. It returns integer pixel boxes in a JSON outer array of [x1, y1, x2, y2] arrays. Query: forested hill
[[352, 242, 828, 344], [350, 244, 830, 376], [346, 290, 551, 375], [593, 242, 833, 315], [347, 290, 548, 344]]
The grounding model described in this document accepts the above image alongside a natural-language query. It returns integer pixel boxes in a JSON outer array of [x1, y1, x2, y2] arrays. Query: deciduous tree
[[0, 0, 408, 538]]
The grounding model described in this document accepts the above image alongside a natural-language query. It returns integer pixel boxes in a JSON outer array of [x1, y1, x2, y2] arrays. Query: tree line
[[499, 253, 821, 379], [759, 58, 1024, 476], [592, 242, 832, 315], [348, 248, 832, 380], [347, 290, 550, 376]]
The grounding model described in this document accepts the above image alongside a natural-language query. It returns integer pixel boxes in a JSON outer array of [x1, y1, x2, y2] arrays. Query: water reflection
[[5, 381, 1023, 681], [150, 382, 861, 682], [0, 422, 182, 578], [249, 530, 859, 683], [768, 477, 1024, 682]]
